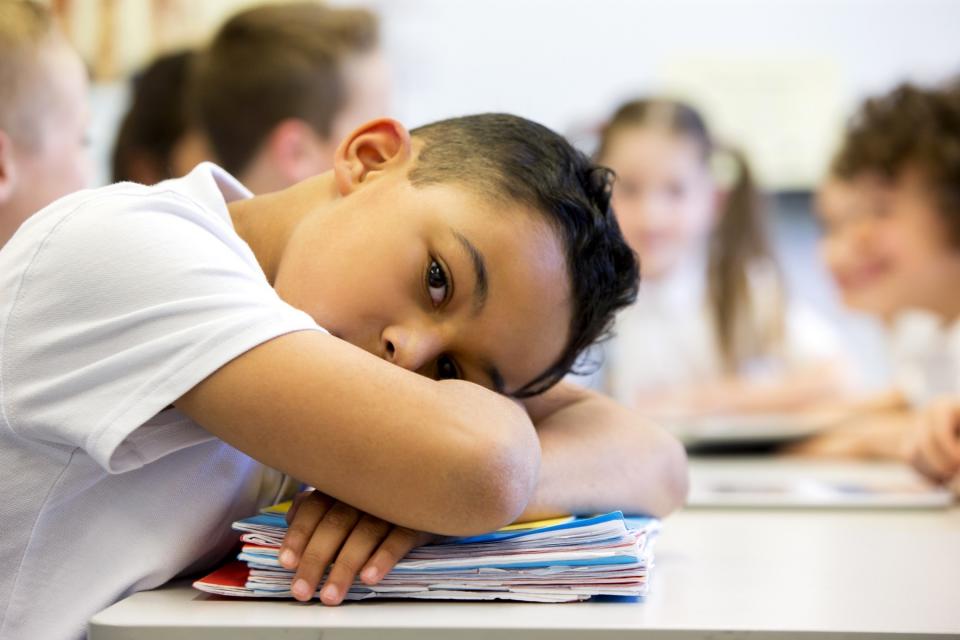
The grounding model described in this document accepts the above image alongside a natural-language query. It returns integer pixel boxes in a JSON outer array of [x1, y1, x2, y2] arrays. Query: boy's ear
[[0, 130, 18, 204], [333, 118, 412, 196]]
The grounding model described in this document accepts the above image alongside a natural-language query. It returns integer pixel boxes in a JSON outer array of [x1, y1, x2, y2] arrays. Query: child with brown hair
[[189, 2, 389, 194], [593, 98, 847, 417], [111, 50, 210, 185], [0, 0, 91, 248], [795, 79, 960, 473]]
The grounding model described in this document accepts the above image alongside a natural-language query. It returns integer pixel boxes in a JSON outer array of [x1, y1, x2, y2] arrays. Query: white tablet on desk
[[665, 411, 844, 452], [686, 458, 955, 509]]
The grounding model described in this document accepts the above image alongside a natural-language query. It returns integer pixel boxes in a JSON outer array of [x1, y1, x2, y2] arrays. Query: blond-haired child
[[0, 0, 90, 248]]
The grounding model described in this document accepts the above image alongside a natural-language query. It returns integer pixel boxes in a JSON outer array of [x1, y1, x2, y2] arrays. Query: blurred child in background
[[111, 50, 211, 185], [0, 0, 91, 248], [593, 98, 847, 417], [189, 2, 389, 194], [795, 80, 960, 476]]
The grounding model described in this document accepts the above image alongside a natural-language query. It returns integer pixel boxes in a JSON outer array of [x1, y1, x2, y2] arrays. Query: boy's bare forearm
[[641, 361, 851, 416], [176, 331, 540, 537], [781, 388, 915, 460], [518, 383, 689, 521], [784, 409, 914, 459]]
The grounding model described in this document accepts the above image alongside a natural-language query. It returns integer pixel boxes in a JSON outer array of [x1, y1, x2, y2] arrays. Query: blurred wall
[[361, 0, 960, 189], [83, 0, 960, 191]]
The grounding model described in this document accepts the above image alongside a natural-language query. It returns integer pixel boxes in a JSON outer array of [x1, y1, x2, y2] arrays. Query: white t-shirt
[[0, 163, 323, 640], [888, 310, 960, 406], [599, 254, 842, 406]]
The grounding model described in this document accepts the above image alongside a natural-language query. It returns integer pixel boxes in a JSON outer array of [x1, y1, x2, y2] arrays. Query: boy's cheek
[[820, 235, 863, 288]]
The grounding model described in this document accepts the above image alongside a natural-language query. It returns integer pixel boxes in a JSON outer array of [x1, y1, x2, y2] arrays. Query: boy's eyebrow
[[449, 229, 503, 393], [452, 230, 488, 313]]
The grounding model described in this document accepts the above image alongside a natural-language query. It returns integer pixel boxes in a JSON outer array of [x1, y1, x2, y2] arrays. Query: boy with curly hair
[[794, 79, 960, 485]]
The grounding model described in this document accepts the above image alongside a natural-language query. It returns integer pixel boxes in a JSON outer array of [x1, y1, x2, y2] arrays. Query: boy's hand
[[906, 398, 960, 483], [279, 490, 434, 604]]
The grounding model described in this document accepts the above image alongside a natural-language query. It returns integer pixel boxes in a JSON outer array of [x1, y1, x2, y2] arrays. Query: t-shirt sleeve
[[1, 190, 324, 473]]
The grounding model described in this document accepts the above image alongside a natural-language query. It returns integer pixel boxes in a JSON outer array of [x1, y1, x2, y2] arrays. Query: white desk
[[89, 459, 960, 639]]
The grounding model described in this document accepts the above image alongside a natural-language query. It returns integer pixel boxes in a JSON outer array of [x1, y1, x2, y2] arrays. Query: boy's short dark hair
[[831, 79, 960, 247], [190, 2, 378, 176], [410, 114, 640, 397], [111, 50, 194, 183]]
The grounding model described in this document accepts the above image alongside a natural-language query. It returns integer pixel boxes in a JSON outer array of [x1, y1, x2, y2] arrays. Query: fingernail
[[292, 578, 312, 600], [280, 549, 296, 568], [361, 567, 379, 583], [321, 584, 340, 604]]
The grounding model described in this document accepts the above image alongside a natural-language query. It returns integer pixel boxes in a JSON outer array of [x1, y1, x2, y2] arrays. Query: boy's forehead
[[819, 174, 883, 212]]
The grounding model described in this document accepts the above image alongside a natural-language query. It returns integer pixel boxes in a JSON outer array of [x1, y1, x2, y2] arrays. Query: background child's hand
[[906, 398, 960, 483], [279, 490, 434, 604]]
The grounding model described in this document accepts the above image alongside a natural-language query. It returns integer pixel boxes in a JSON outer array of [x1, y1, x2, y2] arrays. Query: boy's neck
[[228, 171, 339, 284]]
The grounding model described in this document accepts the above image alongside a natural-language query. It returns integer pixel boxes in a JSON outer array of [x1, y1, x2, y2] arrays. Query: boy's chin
[[839, 287, 906, 320], [634, 254, 681, 281]]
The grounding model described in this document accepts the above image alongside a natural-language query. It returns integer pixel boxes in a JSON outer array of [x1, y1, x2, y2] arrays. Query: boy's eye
[[426, 259, 449, 306], [436, 354, 460, 380]]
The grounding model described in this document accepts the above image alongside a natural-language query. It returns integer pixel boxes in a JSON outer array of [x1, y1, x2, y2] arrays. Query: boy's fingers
[[360, 528, 434, 585], [916, 411, 954, 480], [931, 401, 960, 466], [285, 490, 312, 525], [291, 502, 361, 602], [280, 492, 333, 570], [319, 515, 391, 605]]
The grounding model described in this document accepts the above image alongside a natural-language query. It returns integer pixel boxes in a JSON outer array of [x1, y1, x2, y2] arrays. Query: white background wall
[[354, 0, 960, 189], [92, 0, 960, 191]]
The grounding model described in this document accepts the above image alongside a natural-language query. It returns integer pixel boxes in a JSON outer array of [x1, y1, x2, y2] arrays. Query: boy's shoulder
[[2, 163, 248, 264], [0, 163, 263, 335]]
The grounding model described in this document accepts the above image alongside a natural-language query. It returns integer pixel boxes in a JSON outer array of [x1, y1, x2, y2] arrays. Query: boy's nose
[[638, 195, 671, 224], [824, 221, 873, 271], [837, 217, 875, 254], [381, 324, 444, 373]]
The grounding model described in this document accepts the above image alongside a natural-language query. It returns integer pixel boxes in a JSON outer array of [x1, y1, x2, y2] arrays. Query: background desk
[[89, 459, 960, 639]]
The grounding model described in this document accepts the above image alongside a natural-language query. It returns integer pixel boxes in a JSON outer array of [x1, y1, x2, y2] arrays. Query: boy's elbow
[[636, 425, 689, 518], [446, 403, 541, 536]]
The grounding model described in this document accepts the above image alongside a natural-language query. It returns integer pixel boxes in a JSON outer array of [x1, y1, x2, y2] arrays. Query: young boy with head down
[[0, 0, 91, 249], [0, 113, 688, 639], [188, 1, 389, 194]]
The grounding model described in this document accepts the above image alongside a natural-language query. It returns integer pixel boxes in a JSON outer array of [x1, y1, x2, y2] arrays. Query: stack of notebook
[[194, 506, 659, 603]]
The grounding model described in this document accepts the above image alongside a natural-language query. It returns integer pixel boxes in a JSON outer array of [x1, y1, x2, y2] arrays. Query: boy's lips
[[638, 232, 671, 247], [835, 260, 892, 291]]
